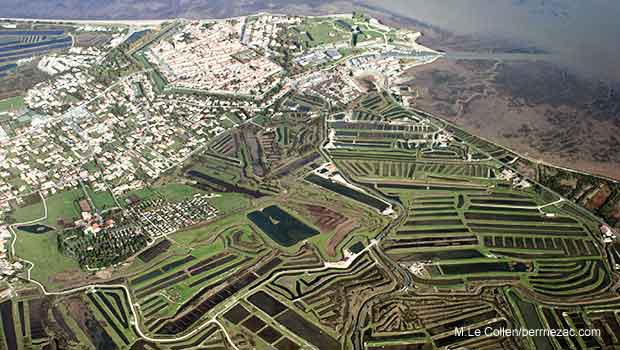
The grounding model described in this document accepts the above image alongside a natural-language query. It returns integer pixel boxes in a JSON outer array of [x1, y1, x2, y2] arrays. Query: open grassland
[[86, 187, 117, 211], [10, 190, 86, 288], [14, 230, 81, 288], [11, 189, 82, 228], [123, 182, 204, 202], [42, 190, 83, 227], [290, 18, 352, 48], [208, 192, 252, 213]]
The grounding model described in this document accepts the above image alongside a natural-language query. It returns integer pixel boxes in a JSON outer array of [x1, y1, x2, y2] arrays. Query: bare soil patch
[[326, 219, 360, 257]]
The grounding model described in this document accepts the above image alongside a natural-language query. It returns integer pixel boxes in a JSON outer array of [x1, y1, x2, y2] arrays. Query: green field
[[87, 188, 118, 210], [14, 230, 81, 287], [10, 198, 45, 224], [44, 189, 84, 227], [0, 96, 25, 112], [170, 212, 244, 246], [190, 238, 225, 258], [208, 193, 252, 213], [11, 189, 83, 227], [154, 183, 204, 201], [123, 183, 204, 202], [292, 19, 352, 48], [10, 189, 86, 288]]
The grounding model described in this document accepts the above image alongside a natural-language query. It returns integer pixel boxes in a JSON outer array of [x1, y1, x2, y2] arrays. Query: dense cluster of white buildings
[[296, 68, 363, 105], [242, 14, 301, 48], [0, 225, 21, 280], [25, 70, 98, 112], [128, 193, 218, 238], [295, 48, 344, 67], [1, 68, 248, 207], [37, 47, 101, 75], [147, 20, 283, 95]]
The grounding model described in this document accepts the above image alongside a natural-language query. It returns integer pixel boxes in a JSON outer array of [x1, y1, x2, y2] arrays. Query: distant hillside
[[0, 0, 358, 19]]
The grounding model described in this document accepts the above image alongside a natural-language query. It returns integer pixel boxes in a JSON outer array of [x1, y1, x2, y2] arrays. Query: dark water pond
[[85, 318, 116, 350], [305, 174, 389, 212], [248, 205, 318, 247], [17, 224, 54, 234], [440, 261, 511, 275], [0, 30, 65, 36], [0, 301, 17, 350], [187, 169, 265, 198]]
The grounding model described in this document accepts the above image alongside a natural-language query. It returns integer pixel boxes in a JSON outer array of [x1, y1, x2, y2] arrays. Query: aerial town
[[0, 12, 619, 350]]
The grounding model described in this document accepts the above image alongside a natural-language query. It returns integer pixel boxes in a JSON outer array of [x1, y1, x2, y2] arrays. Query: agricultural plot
[[194, 107, 324, 185], [306, 174, 391, 214], [536, 163, 620, 228], [325, 98, 501, 194], [126, 225, 280, 333], [376, 182, 608, 298], [312, 89, 620, 348], [349, 91, 420, 122], [269, 252, 395, 334], [367, 293, 517, 349]]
